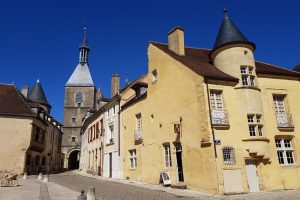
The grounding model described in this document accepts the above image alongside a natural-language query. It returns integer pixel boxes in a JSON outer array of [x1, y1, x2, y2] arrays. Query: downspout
[[204, 78, 221, 195], [204, 78, 217, 158]]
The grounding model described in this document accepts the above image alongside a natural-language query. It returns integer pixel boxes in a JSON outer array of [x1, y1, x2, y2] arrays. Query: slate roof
[[150, 42, 300, 80], [66, 63, 94, 86], [28, 80, 50, 106], [0, 84, 35, 116], [213, 9, 255, 51]]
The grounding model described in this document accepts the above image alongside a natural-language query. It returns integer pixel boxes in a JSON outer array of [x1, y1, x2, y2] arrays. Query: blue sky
[[1, 0, 300, 122]]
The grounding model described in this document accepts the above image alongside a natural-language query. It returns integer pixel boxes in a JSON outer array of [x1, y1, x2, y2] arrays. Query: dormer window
[[240, 66, 256, 87], [131, 82, 148, 97]]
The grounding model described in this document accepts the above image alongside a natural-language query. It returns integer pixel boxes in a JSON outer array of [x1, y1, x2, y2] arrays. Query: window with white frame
[[209, 91, 223, 110], [129, 149, 137, 169], [163, 144, 172, 168], [152, 69, 158, 83], [222, 146, 235, 165], [273, 95, 286, 115], [247, 114, 263, 137], [136, 113, 142, 131], [107, 125, 114, 143], [240, 66, 256, 86], [275, 139, 295, 165]]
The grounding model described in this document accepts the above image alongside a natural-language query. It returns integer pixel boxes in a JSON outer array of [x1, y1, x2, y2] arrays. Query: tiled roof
[[150, 42, 238, 82], [0, 84, 35, 116], [150, 42, 300, 79], [255, 61, 300, 78]]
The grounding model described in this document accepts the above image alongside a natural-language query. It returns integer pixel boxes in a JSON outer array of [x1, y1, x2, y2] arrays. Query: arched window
[[75, 91, 83, 107]]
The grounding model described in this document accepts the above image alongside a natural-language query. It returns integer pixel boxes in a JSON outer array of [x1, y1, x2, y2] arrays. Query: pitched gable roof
[[150, 42, 238, 82], [150, 42, 300, 80], [0, 84, 35, 116]]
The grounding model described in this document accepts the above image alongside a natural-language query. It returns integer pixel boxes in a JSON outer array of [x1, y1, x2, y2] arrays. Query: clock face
[[75, 92, 83, 103]]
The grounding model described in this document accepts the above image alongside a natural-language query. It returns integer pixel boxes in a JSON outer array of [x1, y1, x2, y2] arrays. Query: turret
[[211, 9, 257, 87], [28, 79, 51, 114]]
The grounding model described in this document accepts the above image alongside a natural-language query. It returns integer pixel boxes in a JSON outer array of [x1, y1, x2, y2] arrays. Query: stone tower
[[62, 25, 96, 169], [211, 9, 264, 137]]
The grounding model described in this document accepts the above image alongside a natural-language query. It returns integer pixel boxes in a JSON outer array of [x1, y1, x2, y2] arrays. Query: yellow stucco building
[[120, 10, 300, 194]]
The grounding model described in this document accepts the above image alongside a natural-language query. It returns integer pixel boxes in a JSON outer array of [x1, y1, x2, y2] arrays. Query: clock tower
[[62, 25, 96, 169]]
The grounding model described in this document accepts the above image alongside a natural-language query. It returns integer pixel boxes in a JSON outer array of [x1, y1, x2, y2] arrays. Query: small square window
[[240, 67, 247, 74], [247, 115, 254, 123]]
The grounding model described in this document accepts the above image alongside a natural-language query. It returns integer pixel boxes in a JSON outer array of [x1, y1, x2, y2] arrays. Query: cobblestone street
[[49, 171, 300, 200]]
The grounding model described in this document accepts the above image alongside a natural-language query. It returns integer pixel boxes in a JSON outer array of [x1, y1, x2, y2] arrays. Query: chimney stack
[[21, 85, 29, 98], [111, 73, 120, 97], [294, 63, 300, 72], [168, 26, 185, 56]]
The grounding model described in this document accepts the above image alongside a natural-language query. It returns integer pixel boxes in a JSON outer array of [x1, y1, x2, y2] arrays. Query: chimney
[[294, 63, 300, 72], [111, 73, 120, 97], [168, 26, 185, 56], [21, 85, 29, 98]]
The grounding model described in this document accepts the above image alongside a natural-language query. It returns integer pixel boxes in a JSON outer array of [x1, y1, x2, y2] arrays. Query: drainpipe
[[204, 78, 221, 195]]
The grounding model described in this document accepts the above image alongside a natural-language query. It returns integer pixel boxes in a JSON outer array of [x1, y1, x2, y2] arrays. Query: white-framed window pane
[[284, 139, 291, 148], [276, 139, 295, 165], [249, 126, 256, 136], [164, 144, 172, 168], [247, 115, 254, 123], [210, 91, 223, 110], [273, 96, 286, 114], [242, 76, 249, 86], [250, 77, 255, 86], [241, 67, 247, 74], [286, 151, 294, 164], [258, 126, 263, 136], [277, 151, 284, 164], [275, 140, 281, 148]]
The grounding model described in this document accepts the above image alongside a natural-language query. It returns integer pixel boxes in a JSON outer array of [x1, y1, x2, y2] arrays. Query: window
[[107, 125, 114, 144], [163, 144, 172, 168], [136, 113, 142, 131], [75, 92, 83, 107], [72, 117, 76, 126], [152, 69, 158, 83], [247, 114, 263, 137], [275, 139, 295, 165], [129, 150, 137, 169], [273, 95, 286, 115], [210, 91, 223, 110], [113, 105, 116, 114], [222, 146, 235, 165], [96, 122, 99, 138], [71, 136, 76, 143], [240, 66, 255, 86]]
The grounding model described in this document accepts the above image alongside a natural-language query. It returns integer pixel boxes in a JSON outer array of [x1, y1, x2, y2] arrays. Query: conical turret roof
[[213, 9, 255, 51], [28, 79, 50, 106]]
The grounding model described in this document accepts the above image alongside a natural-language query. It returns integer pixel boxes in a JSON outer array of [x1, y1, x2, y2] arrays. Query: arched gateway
[[67, 149, 80, 170]]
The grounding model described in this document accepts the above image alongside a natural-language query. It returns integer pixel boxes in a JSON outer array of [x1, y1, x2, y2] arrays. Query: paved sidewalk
[[73, 170, 213, 198], [0, 177, 79, 200]]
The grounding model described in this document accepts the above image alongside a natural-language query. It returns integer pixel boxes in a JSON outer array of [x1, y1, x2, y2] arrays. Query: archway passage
[[68, 150, 80, 170]]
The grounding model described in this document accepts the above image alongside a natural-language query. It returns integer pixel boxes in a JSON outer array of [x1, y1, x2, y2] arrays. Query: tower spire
[[79, 23, 89, 63]]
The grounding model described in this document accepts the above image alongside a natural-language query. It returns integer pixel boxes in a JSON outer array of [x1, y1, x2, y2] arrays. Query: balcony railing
[[211, 109, 229, 126], [134, 130, 143, 141], [276, 113, 294, 128]]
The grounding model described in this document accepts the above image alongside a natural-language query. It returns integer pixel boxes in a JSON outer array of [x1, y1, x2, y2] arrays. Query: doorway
[[245, 160, 260, 192], [175, 143, 184, 182], [68, 150, 80, 170]]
